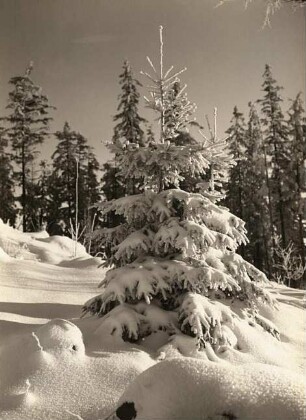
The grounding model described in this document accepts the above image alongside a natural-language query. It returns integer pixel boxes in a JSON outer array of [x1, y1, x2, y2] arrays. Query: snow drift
[[0, 222, 305, 419], [0, 219, 92, 265], [113, 358, 305, 420]]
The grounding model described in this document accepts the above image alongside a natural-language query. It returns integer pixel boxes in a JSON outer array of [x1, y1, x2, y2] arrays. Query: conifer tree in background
[[100, 60, 147, 233], [102, 60, 146, 205], [0, 127, 16, 225], [50, 122, 100, 233], [82, 148, 101, 248], [100, 162, 125, 224], [287, 93, 306, 285], [0, 63, 53, 231], [224, 106, 247, 258], [113, 60, 147, 147], [258, 65, 290, 249], [243, 103, 272, 275], [223, 69, 305, 287], [83, 27, 277, 354], [50, 122, 84, 223], [28, 160, 51, 230]]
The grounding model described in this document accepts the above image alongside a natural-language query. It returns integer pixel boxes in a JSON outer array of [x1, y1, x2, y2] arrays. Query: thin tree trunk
[[296, 163, 306, 286], [22, 142, 26, 232], [263, 145, 275, 248], [261, 215, 271, 277]]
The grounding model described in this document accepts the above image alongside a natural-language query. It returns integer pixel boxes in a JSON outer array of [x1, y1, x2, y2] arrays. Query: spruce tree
[[0, 127, 16, 225], [83, 28, 276, 353], [0, 63, 53, 231], [258, 65, 291, 249], [224, 107, 246, 240], [243, 103, 272, 274], [29, 160, 51, 230], [113, 60, 146, 147], [101, 60, 147, 207], [50, 122, 100, 231]]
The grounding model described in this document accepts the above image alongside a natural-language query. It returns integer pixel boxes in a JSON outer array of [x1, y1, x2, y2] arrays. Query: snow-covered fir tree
[[162, 80, 206, 194], [0, 63, 53, 231], [83, 27, 276, 354], [0, 126, 16, 225], [163, 80, 197, 143]]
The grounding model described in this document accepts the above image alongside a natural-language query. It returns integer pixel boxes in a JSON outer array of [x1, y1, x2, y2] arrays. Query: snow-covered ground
[[0, 221, 305, 419]]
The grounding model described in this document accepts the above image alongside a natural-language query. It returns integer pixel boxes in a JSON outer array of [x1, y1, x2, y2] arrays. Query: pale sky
[[0, 0, 305, 165]]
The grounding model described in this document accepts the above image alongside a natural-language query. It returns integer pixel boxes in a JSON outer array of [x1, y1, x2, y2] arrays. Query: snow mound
[[36, 235, 88, 257], [0, 318, 156, 420], [114, 358, 306, 420], [23, 230, 50, 239], [29, 235, 88, 264], [35, 319, 85, 356], [58, 256, 102, 268], [0, 220, 92, 265]]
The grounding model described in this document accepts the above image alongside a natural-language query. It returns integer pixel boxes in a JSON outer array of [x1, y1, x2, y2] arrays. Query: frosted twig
[[164, 65, 174, 79], [214, 107, 217, 140], [102, 409, 116, 420], [32, 331, 43, 351], [177, 84, 187, 97], [159, 25, 164, 80], [25, 379, 31, 393], [65, 410, 85, 420], [146, 56, 157, 73], [199, 129, 208, 142], [205, 115, 214, 139], [164, 68, 187, 84], [159, 25, 165, 143], [140, 70, 157, 83]]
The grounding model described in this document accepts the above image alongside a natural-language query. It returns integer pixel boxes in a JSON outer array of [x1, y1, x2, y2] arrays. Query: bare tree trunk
[[21, 142, 26, 232], [263, 145, 275, 248]]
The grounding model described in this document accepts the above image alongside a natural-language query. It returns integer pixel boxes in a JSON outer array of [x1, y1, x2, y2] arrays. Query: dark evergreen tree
[[287, 93, 306, 285], [101, 162, 125, 202], [0, 63, 53, 231], [50, 122, 100, 232], [258, 65, 290, 249], [25, 160, 51, 231], [0, 127, 16, 225], [113, 60, 146, 147], [243, 103, 272, 275], [224, 106, 246, 226], [101, 60, 147, 222]]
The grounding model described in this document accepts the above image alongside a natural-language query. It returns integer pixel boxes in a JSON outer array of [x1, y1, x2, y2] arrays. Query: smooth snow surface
[[0, 223, 305, 419]]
